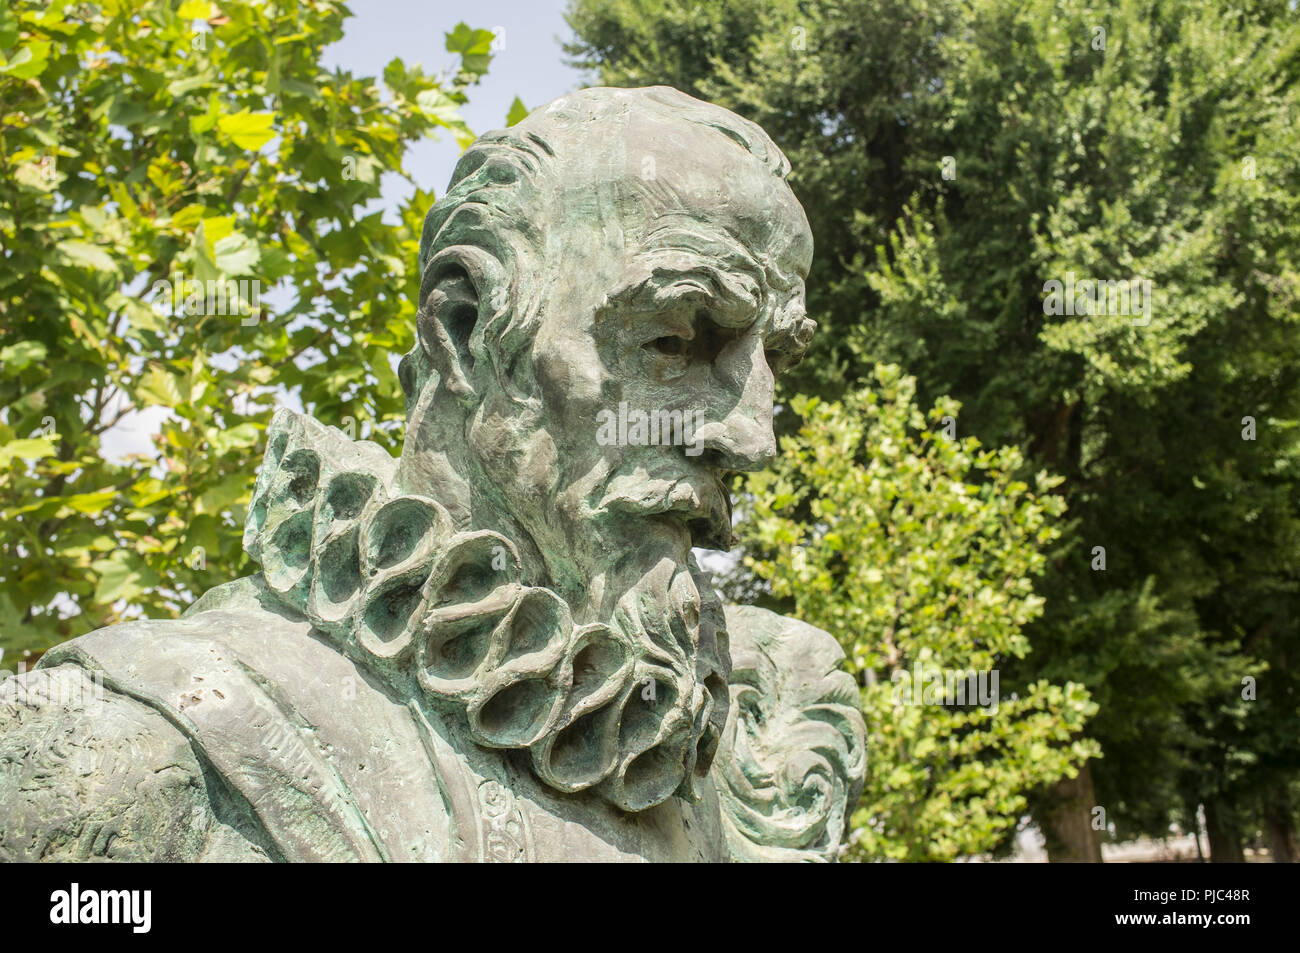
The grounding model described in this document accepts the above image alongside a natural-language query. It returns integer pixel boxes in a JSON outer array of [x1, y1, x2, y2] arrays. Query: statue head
[[397, 85, 814, 577], [249, 87, 816, 812]]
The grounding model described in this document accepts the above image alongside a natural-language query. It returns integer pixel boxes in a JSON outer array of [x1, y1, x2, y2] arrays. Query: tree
[[568, 0, 1300, 859], [0, 0, 497, 661], [737, 365, 1096, 861]]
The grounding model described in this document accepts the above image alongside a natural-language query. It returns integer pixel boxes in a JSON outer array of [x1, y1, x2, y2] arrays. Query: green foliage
[[569, 0, 1300, 854], [738, 365, 1097, 860], [0, 0, 494, 657], [505, 96, 529, 127]]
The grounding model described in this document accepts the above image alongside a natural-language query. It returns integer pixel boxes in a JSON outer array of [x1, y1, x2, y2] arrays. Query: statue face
[[470, 118, 814, 579]]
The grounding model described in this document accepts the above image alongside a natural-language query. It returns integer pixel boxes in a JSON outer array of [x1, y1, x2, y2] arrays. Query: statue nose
[[694, 343, 777, 471]]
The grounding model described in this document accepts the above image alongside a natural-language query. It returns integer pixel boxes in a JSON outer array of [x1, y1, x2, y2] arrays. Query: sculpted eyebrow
[[602, 262, 762, 327]]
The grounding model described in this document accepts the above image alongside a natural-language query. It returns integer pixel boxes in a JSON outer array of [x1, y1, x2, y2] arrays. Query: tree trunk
[[1036, 761, 1103, 862], [1193, 803, 1206, 862], [1263, 804, 1297, 863], [1204, 800, 1246, 863]]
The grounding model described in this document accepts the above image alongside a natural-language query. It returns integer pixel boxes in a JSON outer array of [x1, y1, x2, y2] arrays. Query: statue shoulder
[[722, 603, 857, 692], [0, 583, 377, 863], [11, 581, 455, 862], [714, 604, 866, 862], [0, 661, 274, 861]]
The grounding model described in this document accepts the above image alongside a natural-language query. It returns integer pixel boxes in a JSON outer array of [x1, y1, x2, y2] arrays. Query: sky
[[103, 0, 587, 460], [324, 0, 588, 213]]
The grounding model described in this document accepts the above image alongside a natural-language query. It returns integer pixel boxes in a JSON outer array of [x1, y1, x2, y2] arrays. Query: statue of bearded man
[[0, 87, 865, 863]]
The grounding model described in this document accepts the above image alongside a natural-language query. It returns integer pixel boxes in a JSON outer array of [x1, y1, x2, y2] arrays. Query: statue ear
[[417, 263, 482, 403]]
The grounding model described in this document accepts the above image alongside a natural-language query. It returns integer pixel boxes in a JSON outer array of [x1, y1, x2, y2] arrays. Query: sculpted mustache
[[598, 473, 733, 527]]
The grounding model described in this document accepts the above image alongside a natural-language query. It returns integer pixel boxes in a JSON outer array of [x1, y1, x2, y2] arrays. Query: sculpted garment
[[0, 582, 863, 862]]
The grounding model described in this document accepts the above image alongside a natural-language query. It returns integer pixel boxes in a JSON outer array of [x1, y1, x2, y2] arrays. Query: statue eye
[[644, 334, 691, 358]]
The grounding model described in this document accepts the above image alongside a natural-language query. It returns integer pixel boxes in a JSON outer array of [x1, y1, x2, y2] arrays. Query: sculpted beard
[[449, 401, 732, 812]]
